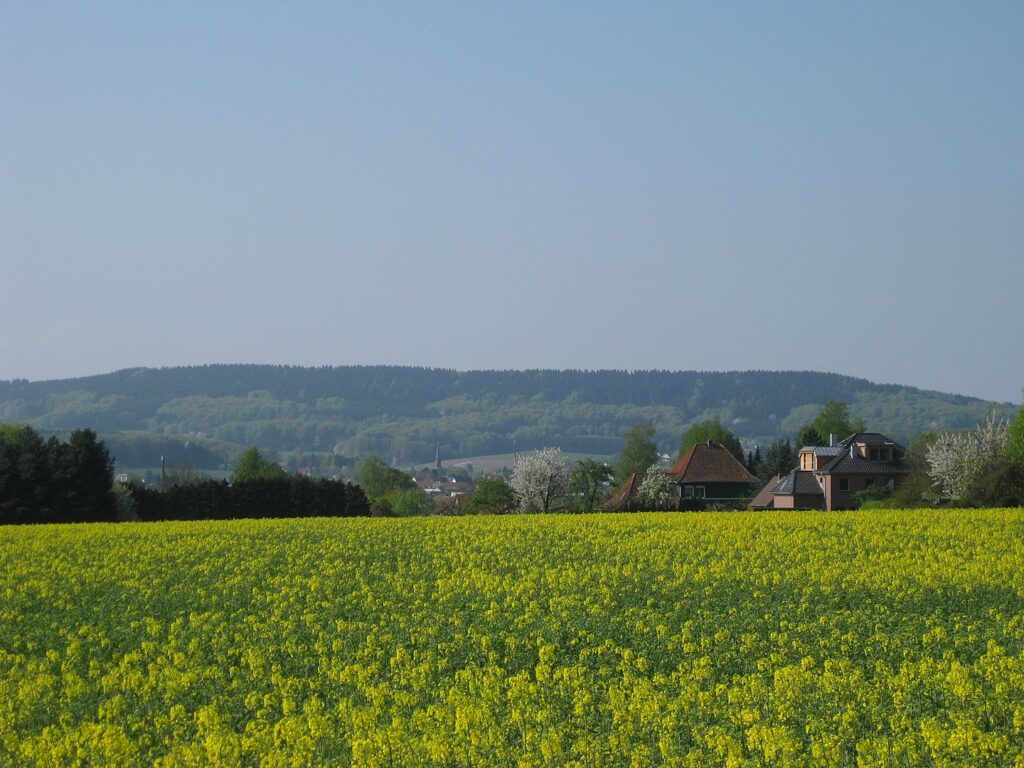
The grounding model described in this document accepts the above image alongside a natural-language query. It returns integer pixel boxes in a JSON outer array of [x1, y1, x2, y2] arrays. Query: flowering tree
[[926, 410, 1009, 503], [511, 448, 570, 513], [636, 464, 676, 510]]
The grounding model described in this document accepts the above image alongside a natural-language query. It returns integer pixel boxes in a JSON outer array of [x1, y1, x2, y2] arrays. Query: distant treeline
[[0, 425, 369, 524], [127, 477, 369, 522], [0, 365, 1012, 465], [37, 429, 232, 471]]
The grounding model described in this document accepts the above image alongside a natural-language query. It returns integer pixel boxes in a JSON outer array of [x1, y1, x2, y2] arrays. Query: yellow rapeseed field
[[2, 510, 1024, 767]]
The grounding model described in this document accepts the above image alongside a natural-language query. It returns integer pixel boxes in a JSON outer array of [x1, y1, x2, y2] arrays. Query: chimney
[[829, 433, 835, 446]]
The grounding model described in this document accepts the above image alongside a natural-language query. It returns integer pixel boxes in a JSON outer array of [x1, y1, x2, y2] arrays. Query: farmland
[[2, 510, 1024, 767]]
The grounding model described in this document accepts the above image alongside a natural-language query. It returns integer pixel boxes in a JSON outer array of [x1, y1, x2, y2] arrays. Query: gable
[[668, 442, 758, 485]]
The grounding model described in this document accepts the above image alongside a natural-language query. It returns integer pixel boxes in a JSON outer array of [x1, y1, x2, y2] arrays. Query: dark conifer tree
[[759, 439, 796, 485]]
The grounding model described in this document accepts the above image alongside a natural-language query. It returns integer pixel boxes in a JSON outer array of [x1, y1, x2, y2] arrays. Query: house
[[762, 432, 908, 511], [767, 469, 826, 509], [601, 472, 645, 511], [749, 474, 782, 510], [604, 443, 758, 510], [666, 441, 759, 507]]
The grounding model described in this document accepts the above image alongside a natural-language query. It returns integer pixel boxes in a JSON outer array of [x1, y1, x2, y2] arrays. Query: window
[[839, 478, 850, 492], [683, 485, 694, 498], [694, 486, 706, 499], [886, 478, 896, 491]]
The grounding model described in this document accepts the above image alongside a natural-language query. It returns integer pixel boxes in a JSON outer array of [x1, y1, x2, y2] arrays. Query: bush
[[382, 489, 433, 517], [970, 461, 1024, 508], [370, 496, 394, 517], [464, 477, 517, 515], [129, 477, 366, 521]]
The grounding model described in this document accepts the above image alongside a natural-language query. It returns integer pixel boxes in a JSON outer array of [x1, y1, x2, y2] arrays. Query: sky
[[2, 2, 1022, 403]]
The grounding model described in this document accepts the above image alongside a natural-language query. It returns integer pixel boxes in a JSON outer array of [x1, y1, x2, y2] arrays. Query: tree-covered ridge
[[0, 365, 1013, 465]]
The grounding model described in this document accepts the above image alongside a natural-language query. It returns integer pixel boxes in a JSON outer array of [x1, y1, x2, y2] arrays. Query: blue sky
[[2, 2, 1022, 402]]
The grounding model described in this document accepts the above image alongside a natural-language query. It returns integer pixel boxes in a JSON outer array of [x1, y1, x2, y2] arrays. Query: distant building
[[666, 441, 759, 506], [601, 471, 646, 511], [754, 432, 908, 511], [749, 474, 782, 510], [603, 442, 758, 510]]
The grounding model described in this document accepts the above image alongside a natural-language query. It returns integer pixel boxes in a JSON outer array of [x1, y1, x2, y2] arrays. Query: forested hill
[[0, 365, 1012, 467]]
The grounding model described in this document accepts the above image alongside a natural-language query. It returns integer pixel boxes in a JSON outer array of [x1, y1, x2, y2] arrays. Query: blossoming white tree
[[926, 410, 1009, 502], [511, 447, 570, 513], [636, 463, 675, 510]]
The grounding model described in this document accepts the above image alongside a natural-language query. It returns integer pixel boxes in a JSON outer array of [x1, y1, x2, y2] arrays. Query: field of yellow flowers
[[2, 509, 1024, 767]]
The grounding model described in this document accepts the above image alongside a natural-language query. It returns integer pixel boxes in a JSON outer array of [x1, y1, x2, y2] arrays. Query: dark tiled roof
[[840, 432, 900, 447], [771, 469, 824, 497], [750, 475, 782, 509], [819, 433, 907, 474], [667, 442, 758, 484], [822, 456, 910, 474]]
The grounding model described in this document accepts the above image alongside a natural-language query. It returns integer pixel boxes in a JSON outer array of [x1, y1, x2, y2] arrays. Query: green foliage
[[886, 472, 939, 509], [852, 483, 891, 509], [380, 488, 433, 518], [759, 438, 796, 484], [100, 432, 230, 470], [885, 431, 940, 509], [232, 447, 287, 482], [796, 425, 824, 447], [2, 365, 1010, 466], [1008, 399, 1024, 469], [128, 476, 365, 520], [355, 456, 415, 500], [0, 424, 115, 523], [370, 496, 394, 517], [812, 399, 865, 442], [464, 476, 517, 515], [968, 460, 1024, 508], [569, 458, 614, 512], [678, 417, 743, 461], [616, 421, 659, 485]]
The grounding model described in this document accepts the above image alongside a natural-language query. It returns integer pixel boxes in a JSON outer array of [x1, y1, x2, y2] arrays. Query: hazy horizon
[[3, 3, 1022, 403]]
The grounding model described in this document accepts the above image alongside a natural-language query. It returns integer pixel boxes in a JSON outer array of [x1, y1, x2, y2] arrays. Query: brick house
[[756, 432, 908, 511]]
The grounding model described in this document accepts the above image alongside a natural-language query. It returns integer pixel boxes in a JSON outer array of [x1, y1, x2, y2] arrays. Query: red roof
[[667, 442, 758, 484], [601, 472, 643, 511]]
